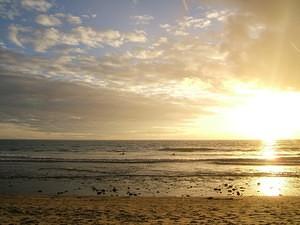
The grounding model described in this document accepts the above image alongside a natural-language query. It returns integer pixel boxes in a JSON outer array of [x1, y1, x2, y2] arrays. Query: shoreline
[[1, 195, 299, 224]]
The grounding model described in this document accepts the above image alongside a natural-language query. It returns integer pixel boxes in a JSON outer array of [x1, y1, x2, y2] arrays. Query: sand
[[1, 196, 300, 224]]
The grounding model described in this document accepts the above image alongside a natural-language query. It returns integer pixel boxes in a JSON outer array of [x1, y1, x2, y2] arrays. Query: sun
[[228, 90, 300, 141]]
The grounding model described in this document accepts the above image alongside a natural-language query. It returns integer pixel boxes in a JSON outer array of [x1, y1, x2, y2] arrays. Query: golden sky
[[0, 0, 300, 140]]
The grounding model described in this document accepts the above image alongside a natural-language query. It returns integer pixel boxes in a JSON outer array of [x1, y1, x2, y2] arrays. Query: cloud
[[36, 14, 62, 27], [8, 25, 147, 52], [21, 0, 52, 12], [33, 27, 60, 52], [152, 37, 168, 47], [81, 14, 90, 19], [125, 49, 164, 60], [206, 10, 232, 21], [0, 0, 19, 19], [131, 15, 154, 25], [0, 72, 206, 139], [123, 30, 147, 43], [54, 13, 82, 25], [213, 0, 300, 89], [8, 25, 74, 52], [0, 31, 228, 100], [8, 24, 31, 47], [174, 30, 188, 36], [160, 24, 171, 29], [178, 16, 211, 29], [0, 41, 7, 49], [81, 14, 96, 19], [71, 26, 122, 47], [206, 11, 219, 19], [0, 30, 233, 138], [66, 14, 82, 25], [160, 16, 211, 36]]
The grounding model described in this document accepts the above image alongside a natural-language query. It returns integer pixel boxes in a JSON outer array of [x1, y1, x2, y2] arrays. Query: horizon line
[[0, 138, 299, 141]]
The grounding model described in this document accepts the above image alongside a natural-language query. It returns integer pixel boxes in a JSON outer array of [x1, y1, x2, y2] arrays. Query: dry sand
[[1, 196, 300, 224]]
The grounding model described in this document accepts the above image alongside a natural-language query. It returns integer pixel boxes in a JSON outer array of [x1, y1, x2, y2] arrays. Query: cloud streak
[[36, 14, 62, 27], [131, 15, 154, 25], [8, 25, 147, 52], [21, 0, 52, 12]]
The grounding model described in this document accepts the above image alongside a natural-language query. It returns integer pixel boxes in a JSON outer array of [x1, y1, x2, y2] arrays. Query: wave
[[158, 147, 258, 152], [0, 156, 207, 164], [211, 157, 300, 165], [1, 155, 300, 165], [1, 171, 300, 179], [158, 147, 219, 152]]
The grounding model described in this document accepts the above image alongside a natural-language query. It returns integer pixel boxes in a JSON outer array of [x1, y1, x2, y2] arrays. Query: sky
[[1, 0, 300, 140]]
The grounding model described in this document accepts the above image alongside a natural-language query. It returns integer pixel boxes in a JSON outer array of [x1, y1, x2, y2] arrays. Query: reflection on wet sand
[[257, 177, 286, 196], [257, 141, 287, 196]]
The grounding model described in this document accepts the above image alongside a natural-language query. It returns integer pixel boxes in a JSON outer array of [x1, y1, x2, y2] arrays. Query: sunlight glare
[[260, 139, 277, 160], [228, 90, 300, 141], [258, 165, 284, 174], [257, 177, 285, 196]]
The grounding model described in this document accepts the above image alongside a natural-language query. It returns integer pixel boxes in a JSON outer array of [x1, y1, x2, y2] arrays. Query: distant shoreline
[[1, 139, 300, 141]]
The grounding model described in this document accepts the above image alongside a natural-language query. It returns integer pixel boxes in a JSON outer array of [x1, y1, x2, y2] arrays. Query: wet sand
[[1, 196, 300, 224]]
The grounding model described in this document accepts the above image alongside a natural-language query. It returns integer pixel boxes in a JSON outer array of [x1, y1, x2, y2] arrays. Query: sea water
[[1, 139, 300, 196]]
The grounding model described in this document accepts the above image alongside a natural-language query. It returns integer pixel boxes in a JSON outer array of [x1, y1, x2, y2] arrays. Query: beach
[[1, 196, 299, 224], [1, 0, 300, 223], [1, 140, 300, 224]]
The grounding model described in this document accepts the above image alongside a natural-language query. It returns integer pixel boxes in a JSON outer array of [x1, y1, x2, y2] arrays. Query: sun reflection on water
[[260, 139, 277, 160]]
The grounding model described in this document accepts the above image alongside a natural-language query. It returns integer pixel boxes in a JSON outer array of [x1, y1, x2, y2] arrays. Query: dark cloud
[[0, 73, 208, 138]]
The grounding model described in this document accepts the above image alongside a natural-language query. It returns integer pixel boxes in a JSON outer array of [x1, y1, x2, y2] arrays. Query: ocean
[[1, 139, 300, 197]]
